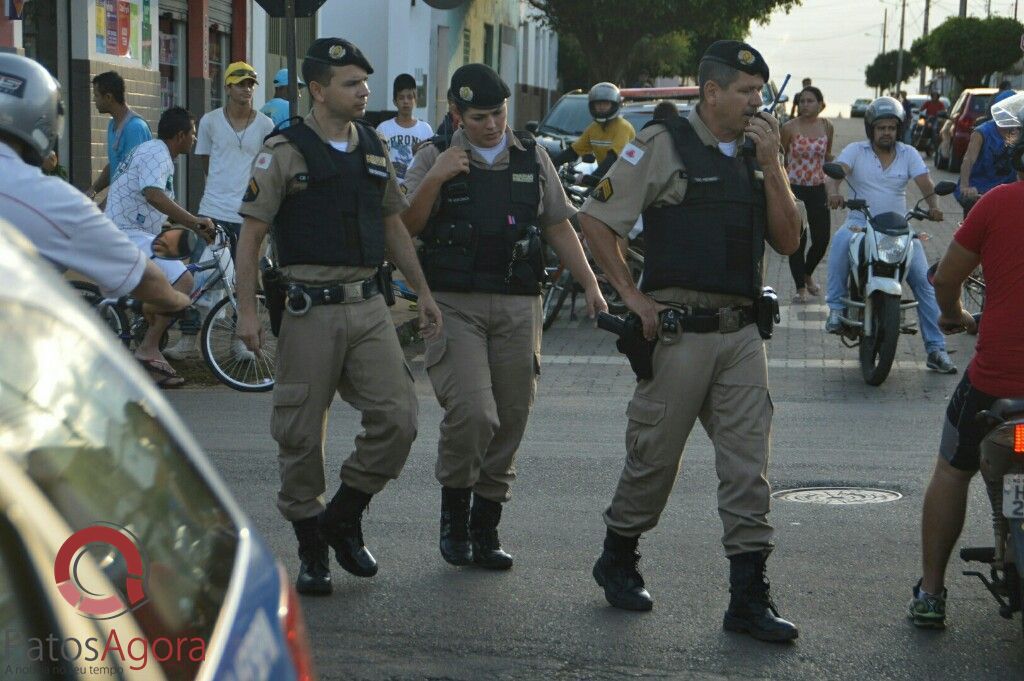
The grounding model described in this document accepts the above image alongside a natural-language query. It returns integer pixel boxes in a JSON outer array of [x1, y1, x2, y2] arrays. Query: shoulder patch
[[621, 142, 645, 165], [592, 178, 613, 202], [242, 178, 260, 202], [254, 152, 272, 170]]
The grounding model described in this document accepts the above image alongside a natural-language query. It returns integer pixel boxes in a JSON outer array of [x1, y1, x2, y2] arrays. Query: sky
[[746, 0, 1021, 116]]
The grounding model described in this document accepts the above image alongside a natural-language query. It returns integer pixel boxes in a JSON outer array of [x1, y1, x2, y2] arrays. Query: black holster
[[597, 312, 657, 381], [377, 262, 396, 306], [260, 257, 286, 337], [755, 286, 780, 340]]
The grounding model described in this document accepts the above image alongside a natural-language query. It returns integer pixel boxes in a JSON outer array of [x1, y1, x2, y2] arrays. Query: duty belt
[[663, 305, 757, 334], [285, 277, 381, 316]]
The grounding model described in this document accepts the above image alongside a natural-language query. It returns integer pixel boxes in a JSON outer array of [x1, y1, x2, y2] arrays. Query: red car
[[936, 87, 998, 172]]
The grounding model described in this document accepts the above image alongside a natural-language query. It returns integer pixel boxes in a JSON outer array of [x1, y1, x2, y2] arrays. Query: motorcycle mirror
[[934, 180, 957, 196], [152, 227, 200, 261], [822, 162, 846, 180]]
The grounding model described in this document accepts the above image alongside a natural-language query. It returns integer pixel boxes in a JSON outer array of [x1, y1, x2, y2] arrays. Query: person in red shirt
[[921, 91, 946, 118], [908, 146, 1024, 629]]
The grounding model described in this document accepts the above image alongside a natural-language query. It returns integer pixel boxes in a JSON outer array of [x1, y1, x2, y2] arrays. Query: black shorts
[[939, 371, 998, 472]]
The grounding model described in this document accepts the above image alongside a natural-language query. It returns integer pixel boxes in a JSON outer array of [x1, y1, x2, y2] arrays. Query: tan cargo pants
[[604, 322, 775, 556], [272, 294, 418, 521], [423, 291, 542, 502]]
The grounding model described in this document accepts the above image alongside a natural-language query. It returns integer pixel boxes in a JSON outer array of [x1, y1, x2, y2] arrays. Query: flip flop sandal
[[137, 358, 186, 389]]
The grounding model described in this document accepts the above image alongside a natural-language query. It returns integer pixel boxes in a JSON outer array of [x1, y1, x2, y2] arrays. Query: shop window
[[209, 28, 229, 110]]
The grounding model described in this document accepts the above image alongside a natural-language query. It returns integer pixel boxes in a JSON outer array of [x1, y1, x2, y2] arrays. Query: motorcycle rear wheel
[[859, 292, 900, 386]]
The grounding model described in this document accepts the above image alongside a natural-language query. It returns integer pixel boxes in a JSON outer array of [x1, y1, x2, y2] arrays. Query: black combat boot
[[723, 549, 799, 642], [319, 483, 378, 577], [592, 528, 653, 611], [291, 516, 332, 595], [469, 494, 514, 570], [440, 487, 473, 566]]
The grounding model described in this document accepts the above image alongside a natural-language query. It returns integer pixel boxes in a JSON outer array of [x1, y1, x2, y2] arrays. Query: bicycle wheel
[[542, 269, 572, 330], [72, 281, 130, 346], [200, 292, 275, 392]]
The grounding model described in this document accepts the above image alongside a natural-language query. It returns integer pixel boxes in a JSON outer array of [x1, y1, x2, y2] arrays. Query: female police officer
[[402, 64, 606, 570]]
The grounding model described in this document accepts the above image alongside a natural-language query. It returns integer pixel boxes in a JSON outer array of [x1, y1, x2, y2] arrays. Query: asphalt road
[[168, 117, 1024, 680]]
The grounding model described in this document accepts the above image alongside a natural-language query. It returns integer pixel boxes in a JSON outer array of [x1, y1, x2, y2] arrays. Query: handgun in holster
[[260, 256, 286, 337], [755, 286, 781, 340], [597, 311, 657, 381], [377, 261, 397, 306]]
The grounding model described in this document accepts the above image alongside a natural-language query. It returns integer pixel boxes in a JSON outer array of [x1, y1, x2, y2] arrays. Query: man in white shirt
[[0, 54, 188, 315], [824, 96, 955, 373], [106, 106, 215, 386], [167, 63, 273, 359], [376, 73, 433, 182]]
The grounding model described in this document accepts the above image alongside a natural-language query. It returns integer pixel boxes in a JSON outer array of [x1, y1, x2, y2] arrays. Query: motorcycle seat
[[991, 398, 1024, 421]]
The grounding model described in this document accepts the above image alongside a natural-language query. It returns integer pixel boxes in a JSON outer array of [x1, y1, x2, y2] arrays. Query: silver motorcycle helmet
[[990, 91, 1024, 129], [0, 53, 64, 166], [864, 95, 904, 140], [588, 82, 621, 123]]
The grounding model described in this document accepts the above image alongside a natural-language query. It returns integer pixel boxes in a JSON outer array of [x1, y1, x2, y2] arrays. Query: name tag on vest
[[512, 173, 535, 183], [364, 153, 390, 178], [691, 176, 720, 183]]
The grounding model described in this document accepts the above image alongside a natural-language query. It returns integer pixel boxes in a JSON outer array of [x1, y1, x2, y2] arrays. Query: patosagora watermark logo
[[53, 523, 147, 619]]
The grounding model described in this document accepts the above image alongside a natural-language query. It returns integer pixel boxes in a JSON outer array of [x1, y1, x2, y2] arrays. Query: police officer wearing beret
[[402, 63, 607, 570], [578, 41, 803, 641], [235, 38, 443, 595]]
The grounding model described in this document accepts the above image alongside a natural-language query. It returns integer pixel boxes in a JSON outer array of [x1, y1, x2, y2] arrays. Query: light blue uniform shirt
[[260, 98, 291, 129]]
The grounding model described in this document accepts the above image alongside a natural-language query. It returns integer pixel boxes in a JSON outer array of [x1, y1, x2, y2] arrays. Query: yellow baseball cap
[[225, 61, 259, 86]]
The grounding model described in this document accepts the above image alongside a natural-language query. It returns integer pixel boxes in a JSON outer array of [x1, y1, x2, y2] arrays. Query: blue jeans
[[826, 222, 944, 354]]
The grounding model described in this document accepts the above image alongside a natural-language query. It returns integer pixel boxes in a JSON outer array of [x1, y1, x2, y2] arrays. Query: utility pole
[[986, 0, 991, 17], [919, 0, 930, 93], [880, 7, 888, 97], [895, 0, 907, 92], [959, 0, 967, 17]]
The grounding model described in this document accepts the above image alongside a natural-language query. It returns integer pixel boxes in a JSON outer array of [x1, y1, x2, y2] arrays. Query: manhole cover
[[772, 487, 902, 505]]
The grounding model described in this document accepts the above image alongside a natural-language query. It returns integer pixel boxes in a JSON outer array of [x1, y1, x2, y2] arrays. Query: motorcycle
[[911, 112, 947, 158], [961, 389, 1024, 638], [822, 161, 956, 386]]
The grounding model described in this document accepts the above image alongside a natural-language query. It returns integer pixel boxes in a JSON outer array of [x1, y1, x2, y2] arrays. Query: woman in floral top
[[781, 86, 833, 303]]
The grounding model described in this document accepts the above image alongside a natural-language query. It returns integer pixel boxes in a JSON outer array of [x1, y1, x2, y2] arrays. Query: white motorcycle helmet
[[990, 91, 1024, 129], [588, 82, 621, 123], [0, 53, 64, 166]]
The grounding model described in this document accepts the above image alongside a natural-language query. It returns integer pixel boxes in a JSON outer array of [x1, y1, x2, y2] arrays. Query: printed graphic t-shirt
[[376, 118, 434, 181]]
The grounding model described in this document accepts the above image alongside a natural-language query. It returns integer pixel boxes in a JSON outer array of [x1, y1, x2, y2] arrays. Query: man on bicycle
[[910, 130, 1024, 629], [105, 106, 216, 387], [0, 54, 189, 320]]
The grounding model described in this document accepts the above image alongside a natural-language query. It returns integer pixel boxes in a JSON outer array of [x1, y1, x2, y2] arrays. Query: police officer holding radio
[[402, 63, 606, 570], [578, 41, 803, 642], [234, 38, 443, 596]]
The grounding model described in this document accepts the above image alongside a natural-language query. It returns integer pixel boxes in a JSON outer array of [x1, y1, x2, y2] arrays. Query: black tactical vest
[[420, 133, 544, 295], [641, 116, 768, 299], [272, 120, 389, 268]]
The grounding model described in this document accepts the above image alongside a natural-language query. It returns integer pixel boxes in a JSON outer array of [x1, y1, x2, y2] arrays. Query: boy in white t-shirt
[[376, 73, 433, 182], [169, 62, 274, 359]]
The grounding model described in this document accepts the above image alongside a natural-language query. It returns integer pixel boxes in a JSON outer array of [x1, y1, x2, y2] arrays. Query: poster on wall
[[141, 0, 151, 68], [95, 0, 141, 59]]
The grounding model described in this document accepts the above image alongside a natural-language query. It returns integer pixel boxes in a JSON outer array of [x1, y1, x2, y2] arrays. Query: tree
[[527, 0, 801, 85], [864, 50, 919, 93], [912, 16, 1024, 90]]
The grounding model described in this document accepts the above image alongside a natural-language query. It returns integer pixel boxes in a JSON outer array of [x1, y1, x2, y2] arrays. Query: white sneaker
[[232, 339, 256, 362], [164, 334, 198, 360]]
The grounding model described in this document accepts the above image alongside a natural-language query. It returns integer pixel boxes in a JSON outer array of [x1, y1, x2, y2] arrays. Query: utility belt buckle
[[342, 281, 368, 302], [718, 307, 743, 334], [285, 285, 313, 316]]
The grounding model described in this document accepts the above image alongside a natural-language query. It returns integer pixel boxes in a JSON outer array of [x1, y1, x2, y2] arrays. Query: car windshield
[[969, 94, 993, 114], [0, 301, 239, 680], [538, 96, 592, 136], [623, 109, 654, 131]]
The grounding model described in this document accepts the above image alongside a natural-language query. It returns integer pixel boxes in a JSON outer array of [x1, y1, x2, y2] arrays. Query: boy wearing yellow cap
[[167, 61, 275, 359]]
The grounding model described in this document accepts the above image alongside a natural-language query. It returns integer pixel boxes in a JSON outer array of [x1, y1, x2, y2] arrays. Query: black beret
[[305, 38, 373, 75], [700, 40, 769, 82], [448, 63, 510, 109]]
